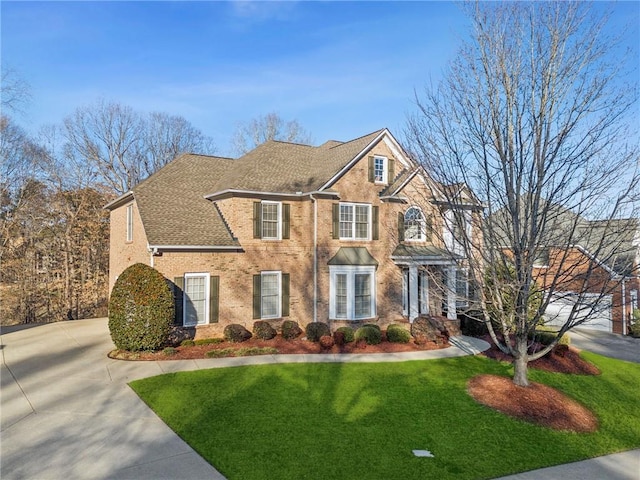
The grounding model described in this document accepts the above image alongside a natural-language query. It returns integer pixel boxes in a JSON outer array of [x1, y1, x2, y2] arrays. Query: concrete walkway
[[1, 318, 489, 480]]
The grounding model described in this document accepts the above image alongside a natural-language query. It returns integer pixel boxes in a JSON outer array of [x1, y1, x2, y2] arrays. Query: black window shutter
[[398, 212, 405, 242], [209, 276, 219, 323], [253, 202, 262, 239], [332, 204, 340, 239], [282, 273, 290, 317], [282, 203, 290, 239], [173, 277, 184, 326], [388, 158, 395, 184], [372, 206, 379, 240], [368, 156, 375, 182], [253, 274, 261, 319], [425, 216, 433, 242]]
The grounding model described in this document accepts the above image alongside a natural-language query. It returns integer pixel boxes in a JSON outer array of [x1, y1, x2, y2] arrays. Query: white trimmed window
[[330, 266, 376, 320], [260, 271, 281, 318], [339, 203, 371, 240], [404, 207, 426, 241], [126, 204, 133, 242], [373, 155, 387, 183], [253, 271, 290, 320], [456, 268, 469, 308], [261, 201, 281, 240], [183, 273, 210, 326]]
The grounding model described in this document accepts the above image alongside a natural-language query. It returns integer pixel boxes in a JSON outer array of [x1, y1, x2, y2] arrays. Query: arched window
[[404, 207, 426, 241]]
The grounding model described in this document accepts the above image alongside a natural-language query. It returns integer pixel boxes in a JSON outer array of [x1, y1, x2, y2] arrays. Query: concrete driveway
[[570, 328, 640, 363], [1, 318, 225, 480]]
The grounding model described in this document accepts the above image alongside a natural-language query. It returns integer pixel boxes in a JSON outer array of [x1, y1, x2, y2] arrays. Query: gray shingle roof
[[133, 153, 240, 247], [113, 130, 400, 248]]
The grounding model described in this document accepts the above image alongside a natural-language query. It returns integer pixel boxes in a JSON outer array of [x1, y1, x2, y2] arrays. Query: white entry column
[[447, 267, 457, 320], [409, 265, 419, 321]]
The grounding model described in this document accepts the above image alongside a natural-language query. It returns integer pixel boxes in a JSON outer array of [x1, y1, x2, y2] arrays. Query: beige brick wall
[[108, 135, 459, 336], [108, 200, 150, 292]]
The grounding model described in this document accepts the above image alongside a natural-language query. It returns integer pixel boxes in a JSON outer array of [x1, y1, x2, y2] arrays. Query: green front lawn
[[130, 353, 640, 480]]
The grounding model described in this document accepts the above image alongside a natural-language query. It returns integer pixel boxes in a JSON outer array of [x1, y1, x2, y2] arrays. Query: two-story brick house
[[105, 129, 475, 337]]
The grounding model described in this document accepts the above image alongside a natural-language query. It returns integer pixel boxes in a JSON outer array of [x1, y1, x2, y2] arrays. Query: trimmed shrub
[[108, 263, 174, 352], [386, 324, 411, 343], [333, 330, 346, 346], [362, 323, 381, 332], [224, 324, 252, 343], [354, 325, 382, 345], [305, 322, 331, 342], [180, 339, 195, 347], [281, 320, 303, 340], [166, 326, 195, 347], [319, 335, 335, 349], [253, 321, 277, 340], [335, 326, 355, 343], [532, 327, 570, 347], [163, 347, 177, 356]]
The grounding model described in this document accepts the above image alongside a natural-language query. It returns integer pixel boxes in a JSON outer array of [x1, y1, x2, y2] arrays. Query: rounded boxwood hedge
[[108, 263, 174, 352], [281, 320, 303, 340], [305, 322, 331, 342], [354, 325, 382, 345], [224, 324, 252, 343], [386, 324, 411, 343], [335, 326, 355, 343], [253, 320, 277, 340]]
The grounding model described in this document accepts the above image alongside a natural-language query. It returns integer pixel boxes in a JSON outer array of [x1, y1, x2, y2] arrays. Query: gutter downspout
[[622, 278, 627, 336], [148, 246, 159, 268], [310, 194, 318, 322]]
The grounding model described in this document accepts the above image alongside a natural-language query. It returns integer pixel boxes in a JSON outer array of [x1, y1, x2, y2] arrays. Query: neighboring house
[[537, 217, 639, 335], [490, 201, 639, 335], [105, 129, 477, 337]]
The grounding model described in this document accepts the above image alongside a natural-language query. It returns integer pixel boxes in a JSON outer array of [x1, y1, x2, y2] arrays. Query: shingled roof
[[132, 153, 240, 248], [107, 129, 408, 248]]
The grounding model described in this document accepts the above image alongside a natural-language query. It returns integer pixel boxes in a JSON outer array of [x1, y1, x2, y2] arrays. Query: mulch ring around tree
[[479, 335, 601, 375], [467, 374, 599, 432]]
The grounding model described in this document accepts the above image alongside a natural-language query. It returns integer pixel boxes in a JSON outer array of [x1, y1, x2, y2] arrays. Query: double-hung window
[[253, 271, 290, 319], [373, 156, 387, 183], [339, 203, 371, 240], [253, 201, 290, 240], [330, 266, 376, 320], [183, 273, 210, 326]]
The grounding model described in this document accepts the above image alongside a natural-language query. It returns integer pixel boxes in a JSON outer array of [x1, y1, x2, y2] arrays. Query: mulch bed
[[467, 374, 599, 432], [110, 334, 449, 361]]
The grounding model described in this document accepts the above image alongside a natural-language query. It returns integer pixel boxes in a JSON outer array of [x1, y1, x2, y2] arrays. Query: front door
[[403, 267, 429, 320]]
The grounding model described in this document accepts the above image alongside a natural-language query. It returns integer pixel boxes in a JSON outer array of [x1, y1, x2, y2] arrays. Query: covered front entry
[[392, 245, 458, 322]]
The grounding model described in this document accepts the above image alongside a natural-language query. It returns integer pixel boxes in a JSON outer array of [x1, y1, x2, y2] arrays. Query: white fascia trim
[[570, 244, 621, 279], [104, 191, 134, 210], [381, 134, 415, 170], [204, 189, 339, 201], [388, 169, 420, 197], [148, 244, 242, 251], [391, 256, 457, 266], [319, 129, 389, 190]]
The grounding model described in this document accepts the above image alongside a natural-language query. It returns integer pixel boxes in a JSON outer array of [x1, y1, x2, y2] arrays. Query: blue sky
[[2, 1, 638, 157]]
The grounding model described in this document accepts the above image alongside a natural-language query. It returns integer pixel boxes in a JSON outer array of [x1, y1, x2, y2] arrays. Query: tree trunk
[[512, 336, 529, 387]]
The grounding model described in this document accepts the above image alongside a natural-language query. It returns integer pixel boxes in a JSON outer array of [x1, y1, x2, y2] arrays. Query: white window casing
[[339, 203, 371, 240], [329, 266, 376, 320], [183, 273, 210, 326]]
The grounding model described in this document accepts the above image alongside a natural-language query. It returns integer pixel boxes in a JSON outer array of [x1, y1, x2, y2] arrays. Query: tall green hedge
[[108, 263, 174, 351]]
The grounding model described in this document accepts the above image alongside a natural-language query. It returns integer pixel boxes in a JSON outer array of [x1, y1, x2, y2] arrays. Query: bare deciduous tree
[[1, 66, 32, 116], [406, 1, 638, 386], [231, 112, 312, 155], [64, 101, 216, 195]]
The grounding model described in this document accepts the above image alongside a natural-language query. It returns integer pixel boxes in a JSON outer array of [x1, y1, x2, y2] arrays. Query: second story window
[[404, 207, 426, 241], [368, 155, 395, 185], [253, 201, 290, 240], [339, 203, 370, 240]]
